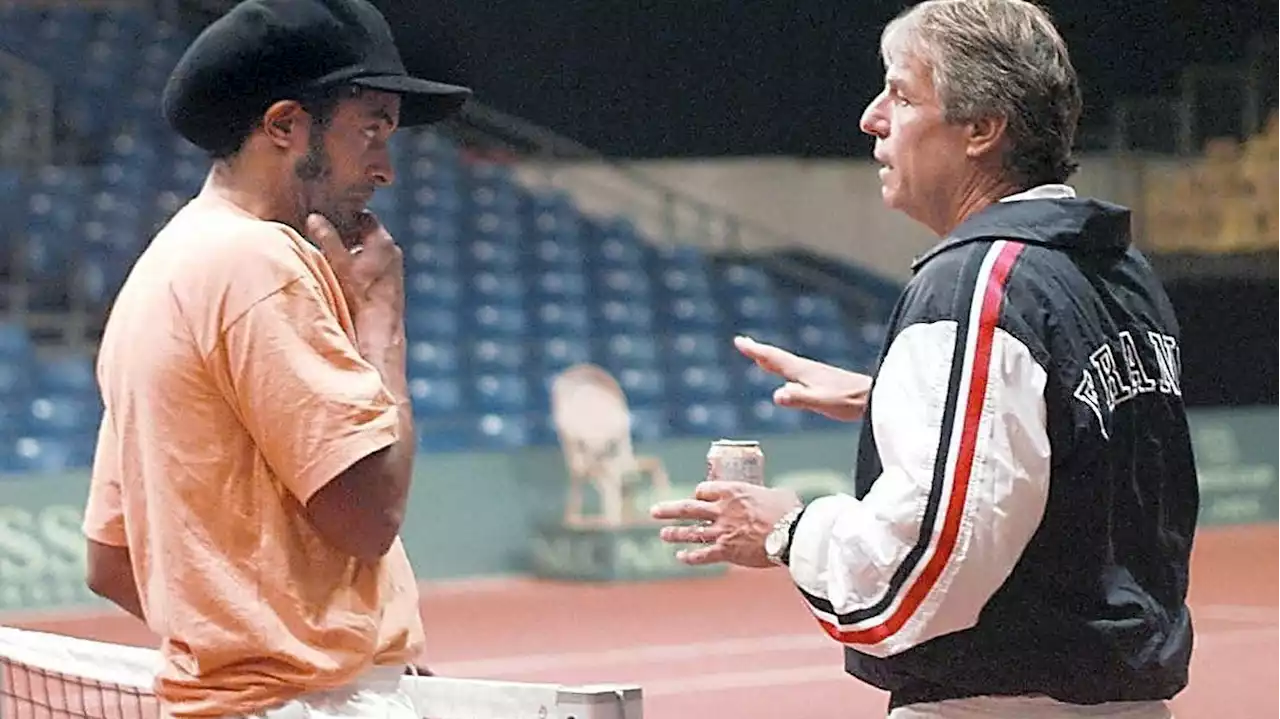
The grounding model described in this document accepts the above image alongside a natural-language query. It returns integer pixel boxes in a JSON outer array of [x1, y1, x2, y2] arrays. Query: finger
[[659, 523, 724, 545], [734, 335, 818, 381], [354, 211, 393, 249], [306, 213, 347, 259], [733, 335, 789, 373], [649, 498, 719, 522], [693, 480, 737, 501], [675, 544, 728, 566], [774, 381, 826, 408]]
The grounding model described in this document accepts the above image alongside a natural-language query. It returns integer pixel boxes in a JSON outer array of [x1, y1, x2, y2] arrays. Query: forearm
[[99, 582, 146, 623], [85, 541, 146, 623], [356, 317, 416, 523]]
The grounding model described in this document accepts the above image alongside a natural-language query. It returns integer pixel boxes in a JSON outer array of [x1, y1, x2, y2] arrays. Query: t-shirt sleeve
[[218, 273, 401, 504], [83, 412, 128, 547]]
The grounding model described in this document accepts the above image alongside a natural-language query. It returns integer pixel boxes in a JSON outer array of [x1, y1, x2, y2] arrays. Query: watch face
[[766, 525, 786, 557]]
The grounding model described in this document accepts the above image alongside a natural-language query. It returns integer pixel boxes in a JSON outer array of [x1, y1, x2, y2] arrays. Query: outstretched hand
[[734, 335, 872, 421]]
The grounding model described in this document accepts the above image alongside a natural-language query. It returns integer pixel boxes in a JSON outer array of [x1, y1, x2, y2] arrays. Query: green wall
[[0, 407, 1274, 613]]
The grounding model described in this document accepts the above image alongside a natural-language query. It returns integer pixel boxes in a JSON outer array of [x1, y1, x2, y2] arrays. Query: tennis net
[[0, 626, 643, 719]]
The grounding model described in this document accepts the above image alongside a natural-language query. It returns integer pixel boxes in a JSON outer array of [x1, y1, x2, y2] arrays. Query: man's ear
[[261, 100, 308, 149], [965, 114, 1008, 160]]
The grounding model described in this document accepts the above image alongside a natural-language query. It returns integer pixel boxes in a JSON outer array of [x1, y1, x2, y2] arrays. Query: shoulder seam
[[201, 275, 310, 364]]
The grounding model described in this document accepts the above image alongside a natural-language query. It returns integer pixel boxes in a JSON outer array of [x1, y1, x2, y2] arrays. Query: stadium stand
[[0, 3, 898, 472], [1140, 112, 1280, 255]]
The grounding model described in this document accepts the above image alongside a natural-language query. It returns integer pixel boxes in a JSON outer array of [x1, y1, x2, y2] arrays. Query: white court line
[[434, 618, 1277, 680], [640, 664, 848, 697], [1193, 604, 1277, 624], [434, 633, 833, 676], [572, 627, 1280, 699]]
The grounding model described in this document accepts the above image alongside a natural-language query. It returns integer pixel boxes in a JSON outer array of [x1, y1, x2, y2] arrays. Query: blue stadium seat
[[403, 155, 461, 191], [406, 271, 462, 307], [407, 340, 460, 376], [471, 374, 529, 413], [628, 407, 668, 443], [0, 323, 33, 362], [469, 304, 525, 338], [652, 243, 706, 270], [405, 307, 460, 341], [0, 359, 29, 400], [405, 214, 462, 247], [672, 366, 731, 402], [531, 271, 588, 303], [533, 337, 592, 374], [26, 394, 101, 436], [658, 268, 713, 299], [529, 234, 582, 268], [404, 238, 460, 273], [718, 262, 774, 296], [600, 334, 659, 370], [0, 435, 95, 475], [588, 224, 646, 271], [38, 355, 96, 395], [665, 332, 722, 366], [408, 376, 463, 418], [466, 239, 520, 271], [524, 412, 559, 447], [593, 269, 652, 301], [665, 298, 721, 331], [741, 399, 805, 434], [673, 402, 739, 438], [471, 412, 530, 450], [616, 367, 665, 406], [730, 295, 781, 324], [594, 300, 654, 334], [468, 339, 525, 373], [533, 302, 591, 338], [739, 363, 780, 400], [405, 187, 464, 224], [468, 271, 524, 306], [416, 419, 470, 453], [525, 193, 582, 245], [793, 294, 843, 325]]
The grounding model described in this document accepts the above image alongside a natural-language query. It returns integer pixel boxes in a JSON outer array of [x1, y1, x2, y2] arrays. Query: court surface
[[8, 524, 1276, 718]]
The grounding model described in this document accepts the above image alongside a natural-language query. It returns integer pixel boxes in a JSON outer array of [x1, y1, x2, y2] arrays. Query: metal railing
[[1109, 34, 1276, 156], [441, 101, 803, 257]]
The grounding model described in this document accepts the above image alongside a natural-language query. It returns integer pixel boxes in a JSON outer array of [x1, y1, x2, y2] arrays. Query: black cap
[[162, 0, 472, 152]]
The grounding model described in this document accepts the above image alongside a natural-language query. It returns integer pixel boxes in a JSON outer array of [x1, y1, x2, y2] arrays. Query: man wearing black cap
[[80, 1, 470, 716]]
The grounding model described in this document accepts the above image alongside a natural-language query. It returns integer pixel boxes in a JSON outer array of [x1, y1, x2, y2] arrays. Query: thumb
[[306, 213, 347, 259], [773, 381, 826, 409]]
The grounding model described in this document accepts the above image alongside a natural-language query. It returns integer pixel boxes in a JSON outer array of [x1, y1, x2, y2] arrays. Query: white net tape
[[0, 626, 159, 691], [0, 625, 643, 719]]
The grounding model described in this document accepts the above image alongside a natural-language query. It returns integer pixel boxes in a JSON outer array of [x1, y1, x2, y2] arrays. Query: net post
[[554, 684, 644, 719]]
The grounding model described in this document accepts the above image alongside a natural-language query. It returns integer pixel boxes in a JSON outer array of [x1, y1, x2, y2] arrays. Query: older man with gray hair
[[651, 1, 1198, 717]]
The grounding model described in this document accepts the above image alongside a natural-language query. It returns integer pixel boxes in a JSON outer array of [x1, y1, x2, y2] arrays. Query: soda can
[[706, 439, 766, 486]]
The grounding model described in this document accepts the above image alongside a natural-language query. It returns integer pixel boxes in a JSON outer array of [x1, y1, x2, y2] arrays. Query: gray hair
[[881, 0, 1082, 188]]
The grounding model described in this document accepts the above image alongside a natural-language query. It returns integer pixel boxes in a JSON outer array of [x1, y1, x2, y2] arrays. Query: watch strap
[[773, 503, 807, 567]]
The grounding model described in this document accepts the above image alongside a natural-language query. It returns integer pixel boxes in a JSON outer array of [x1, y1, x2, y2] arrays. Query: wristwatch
[[765, 504, 806, 566]]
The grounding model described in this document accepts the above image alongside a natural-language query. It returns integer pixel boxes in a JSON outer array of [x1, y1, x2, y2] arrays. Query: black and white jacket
[[786, 185, 1199, 712]]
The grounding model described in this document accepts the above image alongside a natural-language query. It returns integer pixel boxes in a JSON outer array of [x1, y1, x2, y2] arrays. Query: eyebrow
[[364, 106, 399, 128]]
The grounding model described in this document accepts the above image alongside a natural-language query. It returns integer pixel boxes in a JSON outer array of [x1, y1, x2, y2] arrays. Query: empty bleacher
[[1140, 113, 1280, 254], [0, 3, 896, 473]]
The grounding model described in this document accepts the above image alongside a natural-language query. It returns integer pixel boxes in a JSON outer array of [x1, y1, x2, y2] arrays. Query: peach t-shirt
[[82, 194, 424, 717]]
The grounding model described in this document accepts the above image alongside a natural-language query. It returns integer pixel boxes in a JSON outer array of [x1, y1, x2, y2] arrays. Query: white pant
[[889, 696, 1173, 719], [236, 667, 416, 719]]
